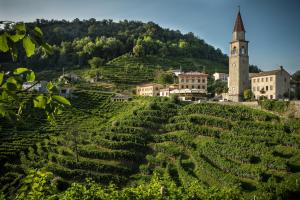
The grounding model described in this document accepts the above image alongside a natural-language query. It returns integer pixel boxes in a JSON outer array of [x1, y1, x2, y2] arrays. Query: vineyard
[[0, 92, 300, 199]]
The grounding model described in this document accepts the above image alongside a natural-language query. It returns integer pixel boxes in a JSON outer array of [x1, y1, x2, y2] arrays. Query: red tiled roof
[[233, 11, 245, 32], [179, 72, 208, 76], [250, 68, 290, 78]]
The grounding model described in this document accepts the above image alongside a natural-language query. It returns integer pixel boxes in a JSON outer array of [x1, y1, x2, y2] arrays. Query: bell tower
[[228, 9, 249, 102]]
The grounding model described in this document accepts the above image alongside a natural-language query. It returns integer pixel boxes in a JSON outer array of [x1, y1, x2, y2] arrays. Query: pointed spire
[[233, 8, 245, 32]]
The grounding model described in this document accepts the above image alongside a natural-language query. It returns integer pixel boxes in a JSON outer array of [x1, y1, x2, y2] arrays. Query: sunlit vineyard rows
[[0, 91, 300, 199]]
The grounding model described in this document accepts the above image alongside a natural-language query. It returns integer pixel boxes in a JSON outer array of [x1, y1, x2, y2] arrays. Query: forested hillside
[[1, 19, 228, 79]]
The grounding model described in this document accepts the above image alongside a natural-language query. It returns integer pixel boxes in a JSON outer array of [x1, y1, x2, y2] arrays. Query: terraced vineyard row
[[1, 94, 300, 199]]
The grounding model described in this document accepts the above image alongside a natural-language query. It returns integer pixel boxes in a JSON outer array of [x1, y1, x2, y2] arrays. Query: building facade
[[136, 83, 164, 97], [22, 81, 48, 93], [250, 66, 290, 99], [213, 72, 229, 82], [228, 10, 250, 102], [178, 72, 208, 91]]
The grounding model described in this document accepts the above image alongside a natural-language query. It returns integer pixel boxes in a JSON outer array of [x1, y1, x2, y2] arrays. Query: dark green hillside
[[1, 92, 300, 199], [1, 19, 228, 82]]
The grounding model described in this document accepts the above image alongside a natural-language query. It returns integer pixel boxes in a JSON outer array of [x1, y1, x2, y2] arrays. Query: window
[[261, 78, 264, 82], [192, 85, 194, 89], [232, 46, 237, 55], [181, 79, 184, 82], [181, 85, 184, 89], [202, 85, 205, 89], [253, 79, 256, 83], [253, 87, 256, 91], [198, 79, 200, 83], [270, 95, 273, 99], [270, 85, 273, 90], [266, 77, 268, 82], [270, 77, 273, 81], [186, 85, 188, 88], [202, 79, 205, 83], [257, 79, 260, 83], [241, 47, 245, 54], [198, 86, 200, 89], [186, 79, 189, 83], [192, 79, 194, 83], [257, 86, 260, 91], [266, 86, 268, 91]]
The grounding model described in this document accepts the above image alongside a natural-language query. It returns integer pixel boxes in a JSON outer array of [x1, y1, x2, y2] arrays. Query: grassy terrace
[[1, 92, 300, 199]]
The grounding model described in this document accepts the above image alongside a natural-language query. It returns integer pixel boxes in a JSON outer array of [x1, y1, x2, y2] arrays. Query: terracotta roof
[[137, 83, 163, 87], [250, 68, 290, 78], [233, 11, 245, 32], [179, 72, 208, 76]]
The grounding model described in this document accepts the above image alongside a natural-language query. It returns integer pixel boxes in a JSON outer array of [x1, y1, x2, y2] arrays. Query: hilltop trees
[[0, 19, 228, 71], [292, 70, 300, 81]]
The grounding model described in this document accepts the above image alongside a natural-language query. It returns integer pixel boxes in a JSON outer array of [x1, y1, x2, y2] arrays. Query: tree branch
[[16, 81, 40, 94]]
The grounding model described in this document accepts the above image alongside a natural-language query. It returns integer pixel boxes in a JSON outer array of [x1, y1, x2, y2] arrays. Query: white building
[[22, 81, 48, 93], [213, 73, 228, 82]]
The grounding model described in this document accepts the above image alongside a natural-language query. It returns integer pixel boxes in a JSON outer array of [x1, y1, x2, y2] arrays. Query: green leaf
[[9, 34, 24, 43], [13, 67, 29, 75], [4, 77, 20, 91], [53, 95, 71, 106], [33, 95, 47, 109], [15, 23, 26, 35], [0, 34, 9, 52], [23, 36, 35, 57], [47, 81, 54, 91], [33, 27, 43, 37], [26, 71, 35, 82], [41, 42, 53, 54], [0, 72, 4, 85]]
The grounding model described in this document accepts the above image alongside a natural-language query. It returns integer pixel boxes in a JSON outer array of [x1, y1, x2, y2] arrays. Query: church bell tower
[[228, 9, 249, 102]]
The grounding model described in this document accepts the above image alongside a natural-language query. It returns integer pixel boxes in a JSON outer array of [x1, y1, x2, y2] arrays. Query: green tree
[[155, 71, 174, 84], [243, 89, 253, 101], [88, 56, 104, 69], [292, 70, 300, 81], [133, 44, 145, 57]]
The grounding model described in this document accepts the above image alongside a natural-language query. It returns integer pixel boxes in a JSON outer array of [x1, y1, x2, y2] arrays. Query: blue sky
[[1, 0, 300, 74]]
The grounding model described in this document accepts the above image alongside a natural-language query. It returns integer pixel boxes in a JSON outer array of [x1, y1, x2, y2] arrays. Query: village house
[[59, 72, 81, 84], [59, 87, 73, 98], [22, 81, 48, 93], [112, 94, 132, 102], [171, 69, 182, 76], [136, 83, 164, 97], [250, 66, 290, 100], [173, 72, 208, 101], [213, 72, 228, 82], [159, 84, 178, 97], [178, 72, 208, 90]]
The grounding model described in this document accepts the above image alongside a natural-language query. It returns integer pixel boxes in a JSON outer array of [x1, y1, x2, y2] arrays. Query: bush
[[259, 100, 289, 113]]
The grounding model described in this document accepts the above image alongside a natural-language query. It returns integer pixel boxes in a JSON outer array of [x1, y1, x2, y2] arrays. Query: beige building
[[136, 83, 164, 97], [250, 66, 290, 100], [213, 72, 229, 82], [178, 72, 208, 91], [228, 10, 250, 102], [176, 72, 208, 101]]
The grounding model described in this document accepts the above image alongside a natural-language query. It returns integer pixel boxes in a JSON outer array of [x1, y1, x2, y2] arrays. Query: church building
[[228, 10, 250, 102]]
